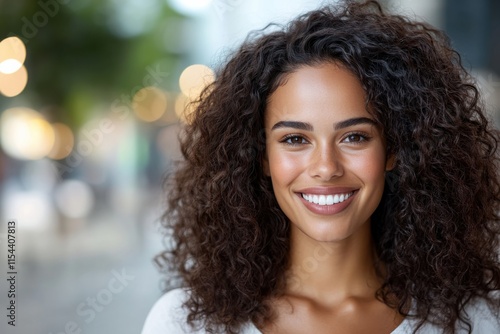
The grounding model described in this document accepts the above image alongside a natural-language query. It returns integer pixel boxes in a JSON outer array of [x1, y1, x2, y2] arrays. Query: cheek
[[348, 148, 387, 183], [268, 149, 307, 183], [267, 150, 310, 212]]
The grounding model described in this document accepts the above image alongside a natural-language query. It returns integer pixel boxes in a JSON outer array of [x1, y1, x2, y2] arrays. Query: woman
[[142, 1, 500, 333]]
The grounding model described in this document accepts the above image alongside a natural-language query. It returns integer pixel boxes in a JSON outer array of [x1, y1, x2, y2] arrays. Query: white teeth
[[326, 195, 334, 205], [301, 192, 354, 205], [319, 196, 326, 205]]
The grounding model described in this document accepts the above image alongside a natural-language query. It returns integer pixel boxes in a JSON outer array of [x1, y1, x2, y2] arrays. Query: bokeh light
[[175, 93, 198, 123], [132, 86, 168, 122], [0, 64, 28, 97], [0, 36, 26, 74], [54, 179, 95, 219], [0, 107, 55, 160], [2, 190, 57, 231], [179, 64, 215, 100], [0, 59, 23, 75], [47, 122, 75, 160]]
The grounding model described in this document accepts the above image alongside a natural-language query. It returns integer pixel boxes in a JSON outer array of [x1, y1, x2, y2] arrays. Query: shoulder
[[392, 295, 500, 334], [141, 288, 196, 334], [141, 288, 262, 334], [462, 295, 500, 332]]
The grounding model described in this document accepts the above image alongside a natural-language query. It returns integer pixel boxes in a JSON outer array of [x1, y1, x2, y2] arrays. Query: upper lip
[[296, 187, 358, 195]]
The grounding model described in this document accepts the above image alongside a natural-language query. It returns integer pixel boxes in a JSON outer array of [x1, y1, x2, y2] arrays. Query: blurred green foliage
[[0, 0, 183, 129]]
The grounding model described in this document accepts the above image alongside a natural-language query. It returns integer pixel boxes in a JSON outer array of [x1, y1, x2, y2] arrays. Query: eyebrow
[[271, 121, 313, 131], [334, 117, 377, 130], [271, 117, 377, 131]]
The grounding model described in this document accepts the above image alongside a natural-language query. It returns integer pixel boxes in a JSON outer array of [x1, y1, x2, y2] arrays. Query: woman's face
[[264, 63, 393, 243]]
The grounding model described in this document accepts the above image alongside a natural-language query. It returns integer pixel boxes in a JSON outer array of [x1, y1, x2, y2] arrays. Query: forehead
[[265, 63, 371, 125]]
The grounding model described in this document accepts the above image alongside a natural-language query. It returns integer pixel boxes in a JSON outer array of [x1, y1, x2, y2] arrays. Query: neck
[[285, 221, 381, 303]]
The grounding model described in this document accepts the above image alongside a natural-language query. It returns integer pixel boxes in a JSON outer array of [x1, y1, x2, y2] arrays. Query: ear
[[385, 154, 396, 171]]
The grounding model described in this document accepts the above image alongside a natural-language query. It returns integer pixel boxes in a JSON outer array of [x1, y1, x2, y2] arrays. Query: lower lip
[[297, 191, 357, 215]]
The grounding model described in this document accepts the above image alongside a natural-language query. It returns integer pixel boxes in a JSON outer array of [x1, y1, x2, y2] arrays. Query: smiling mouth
[[301, 192, 355, 206]]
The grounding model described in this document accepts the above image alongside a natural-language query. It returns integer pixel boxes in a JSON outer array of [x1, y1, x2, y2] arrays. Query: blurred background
[[0, 0, 498, 333]]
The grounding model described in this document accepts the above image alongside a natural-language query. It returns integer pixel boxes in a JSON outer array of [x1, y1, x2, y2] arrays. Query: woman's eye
[[343, 133, 367, 143], [283, 136, 307, 145]]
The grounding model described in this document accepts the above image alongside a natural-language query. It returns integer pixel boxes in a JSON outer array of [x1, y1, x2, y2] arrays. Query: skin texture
[[262, 63, 400, 333]]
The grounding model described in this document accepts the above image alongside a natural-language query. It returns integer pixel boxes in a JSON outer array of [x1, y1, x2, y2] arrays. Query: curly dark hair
[[160, 0, 500, 333]]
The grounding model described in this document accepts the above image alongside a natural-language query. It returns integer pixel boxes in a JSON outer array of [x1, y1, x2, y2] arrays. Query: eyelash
[[280, 134, 308, 146], [342, 132, 371, 144], [279, 132, 371, 146]]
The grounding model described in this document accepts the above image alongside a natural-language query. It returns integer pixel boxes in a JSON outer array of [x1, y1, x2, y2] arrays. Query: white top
[[141, 288, 500, 333]]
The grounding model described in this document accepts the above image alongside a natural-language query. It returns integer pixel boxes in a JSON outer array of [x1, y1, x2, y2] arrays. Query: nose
[[309, 144, 344, 180]]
